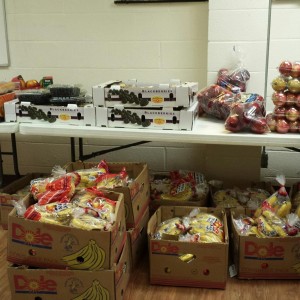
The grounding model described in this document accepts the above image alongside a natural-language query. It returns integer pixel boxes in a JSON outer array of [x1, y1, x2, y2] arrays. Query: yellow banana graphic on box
[[292, 262, 300, 273], [73, 280, 110, 300], [62, 239, 105, 270]]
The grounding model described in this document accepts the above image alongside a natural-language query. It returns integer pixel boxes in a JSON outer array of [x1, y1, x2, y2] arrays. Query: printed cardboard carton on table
[[0, 173, 46, 230], [7, 191, 126, 270], [231, 208, 300, 279], [4, 99, 95, 126], [96, 101, 198, 131], [92, 79, 198, 108], [64, 161, 150, 229], [8, 235, 131, 300], [148, 206, 229, 289]]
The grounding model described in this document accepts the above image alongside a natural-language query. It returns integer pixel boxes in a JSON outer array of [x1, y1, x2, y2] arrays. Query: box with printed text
[[8, 235, 131, 300], [148, 206, 229, 289], [7, 191, 126, 270], [92, 79, 198, 108], [4, 99, 95, 126], [96, 101, 198, 131], [231, 208, 300, 279]]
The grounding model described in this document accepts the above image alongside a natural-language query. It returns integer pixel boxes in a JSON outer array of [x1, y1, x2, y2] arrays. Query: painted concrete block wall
[[1, 0, 209, 176], [1, 0, 299, 184], [207, 0, 270, 97]]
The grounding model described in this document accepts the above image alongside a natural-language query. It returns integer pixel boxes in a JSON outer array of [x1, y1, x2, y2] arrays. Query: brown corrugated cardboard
[[128, 207, 149, 268], [148, 206, 229, 289], [8, 235, 131, 300], [7, 191, 126, 270], [64, 161, 150, 229], [0, 173, 47, 230], [231, 208, 300, 279]]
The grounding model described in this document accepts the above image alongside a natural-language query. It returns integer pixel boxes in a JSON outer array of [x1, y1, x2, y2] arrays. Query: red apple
[[276, 119, 290, 133], [291, 62, 300, 78], [272, 91, 286, 107], [296, 94, 300, 108], [218, 68, 229, 77], [271, 76, 287, 92], [286, 93, 296, 106], [216, 75, 230, 88], [250, 118, 268, 134], [266, 113, 277, 132], [279, 60, 292, 77], [274, 106, 286, 119], [289, 120, 299, 133], [225, 115, 243, 132], [25, 79, 40, 89], [287, 78, 300, 93], [285, 107, 299, 121]]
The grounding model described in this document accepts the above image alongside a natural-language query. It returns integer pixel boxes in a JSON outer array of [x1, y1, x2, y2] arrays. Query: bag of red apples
[[267, 60, 300, 134], [197, 46, 251, 120], [224, 94, 269, 134]]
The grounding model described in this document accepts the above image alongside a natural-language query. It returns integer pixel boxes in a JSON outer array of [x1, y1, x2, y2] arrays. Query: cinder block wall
[[1, 0, 299, 184]]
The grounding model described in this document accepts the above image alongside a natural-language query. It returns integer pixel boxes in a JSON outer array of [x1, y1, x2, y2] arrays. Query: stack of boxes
[[6, 161, 151, 299], [92, 79, 199, 130]]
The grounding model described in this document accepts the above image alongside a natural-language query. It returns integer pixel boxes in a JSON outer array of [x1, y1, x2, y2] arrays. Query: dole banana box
[[64, 161, 150, 229], [8, 235, 131, 300], [231, 208, 300, 279], [148, 206, 229, 289], [128, 207, 149, 268], [7, 191, 126, 270], [0, 173, 46, 230]]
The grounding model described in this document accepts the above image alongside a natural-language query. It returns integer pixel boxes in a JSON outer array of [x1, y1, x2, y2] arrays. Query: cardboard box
[[149, 171, 209, 216], [0, 173, 46, 230], [4, 99, 95, 126], [148, 206, 229, 289], [231, 208, 300, 279], [95, 101, 198, 131], [64, 161, 150, 229], [128, 207, 149, 268], [8, 235, 131, 300], [7, 190, 126, 270], [92, 79, 198, 108], [289, 181, 300, 208]]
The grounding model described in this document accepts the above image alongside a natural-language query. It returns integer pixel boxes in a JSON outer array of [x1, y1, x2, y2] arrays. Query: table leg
[[11, 133, 20, 177]]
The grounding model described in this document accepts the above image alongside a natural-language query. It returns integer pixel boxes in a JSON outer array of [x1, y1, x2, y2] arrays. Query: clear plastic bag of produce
[[197, 84, 235, 119], [30, 173, 79, 205], [224, 97, 269, 133], [216, 46, 250, 94]]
